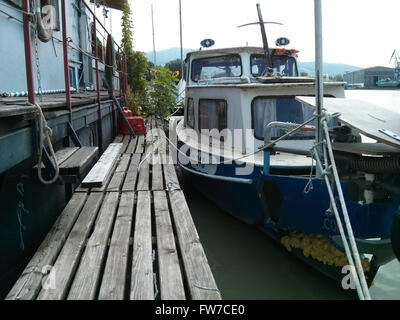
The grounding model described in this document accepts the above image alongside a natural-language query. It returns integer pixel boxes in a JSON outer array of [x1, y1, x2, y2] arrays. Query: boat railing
[[263, 121, 315, 143], [22, 0, 128, 111]]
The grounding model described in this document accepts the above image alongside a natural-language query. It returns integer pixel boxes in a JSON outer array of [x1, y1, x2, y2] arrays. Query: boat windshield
[[251, 54, 298, 77], [252, 97, 315, 140], [191, 55, 242, 82]]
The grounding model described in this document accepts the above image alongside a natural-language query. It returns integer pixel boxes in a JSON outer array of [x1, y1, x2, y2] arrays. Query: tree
[[147, 66, 178, 119], [121, 0, 148, 114], [300, 71, 309, 77], [165, 59, 187, 80], [334, 74, 344, 81]]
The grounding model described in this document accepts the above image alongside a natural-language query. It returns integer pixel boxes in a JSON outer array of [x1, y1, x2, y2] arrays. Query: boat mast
[[179, 0, 184, 78], [151, 4, 157, 65], [314, 0, 324, 178], [256, 3, 273, 76]]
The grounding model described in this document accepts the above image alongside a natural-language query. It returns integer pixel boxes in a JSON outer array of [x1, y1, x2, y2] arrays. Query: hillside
[[145, 47, 195, 66], [298, 62, 361, 76]]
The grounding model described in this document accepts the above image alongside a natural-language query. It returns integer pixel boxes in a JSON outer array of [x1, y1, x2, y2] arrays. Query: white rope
[[35, 104, 60, 184]]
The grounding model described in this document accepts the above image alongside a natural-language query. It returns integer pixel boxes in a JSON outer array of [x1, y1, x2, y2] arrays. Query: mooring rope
[[35, 103, 60, 184], [16, 182, 29, 250]]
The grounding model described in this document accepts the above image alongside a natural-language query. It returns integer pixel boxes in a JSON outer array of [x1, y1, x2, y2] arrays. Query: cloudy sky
[[102, 0, 399, 68]]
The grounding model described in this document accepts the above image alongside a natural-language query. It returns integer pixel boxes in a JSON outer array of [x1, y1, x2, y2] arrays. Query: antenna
[[237, 4, 282, 76], [179, 0, 183, 78], [151, 4, 156, 65]]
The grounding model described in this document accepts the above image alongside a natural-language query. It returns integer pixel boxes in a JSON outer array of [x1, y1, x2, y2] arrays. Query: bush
[[147, 66, 178, 119], [124, 88, 142, 115]]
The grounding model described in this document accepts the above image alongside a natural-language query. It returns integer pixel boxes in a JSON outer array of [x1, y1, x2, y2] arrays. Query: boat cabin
[[182, 47, 345, 154]]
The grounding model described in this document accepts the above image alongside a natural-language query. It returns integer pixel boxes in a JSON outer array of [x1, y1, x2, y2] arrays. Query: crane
[[389, 50, 400, 81]]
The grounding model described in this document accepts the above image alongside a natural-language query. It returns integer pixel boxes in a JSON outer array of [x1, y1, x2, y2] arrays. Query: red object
[[22, 0, 35, 104], [120, 107, 146, 135]]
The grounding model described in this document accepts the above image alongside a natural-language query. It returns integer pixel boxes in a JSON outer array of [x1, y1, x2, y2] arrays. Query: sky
[[101, 0, 400, 68]]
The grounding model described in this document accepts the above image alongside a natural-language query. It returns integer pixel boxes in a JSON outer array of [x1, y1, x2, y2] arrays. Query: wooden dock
[[6, 120, 221, 300]]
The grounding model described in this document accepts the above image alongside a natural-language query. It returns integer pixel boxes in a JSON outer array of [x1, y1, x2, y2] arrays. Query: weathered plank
[[130, 191, 153, 300], [107, 171, 125, 192], [81, 143, 123, 187], [67, 192, 119, 300], [136, 155, 150, 191], [59, 146, 99, 176], [35, 147, 79, 169], [115, 154, 131, 173], [37, 192, 103, 300], [163, 163, 181, 191], [0, 104, 38, 118], [6, 193, 88, 300], [98, 192, 135, 300], [125, 136, 138, 154], [121, 154, 141, 192], [135, 135, 145, 154], [152, 154, 164, 191], [168, 190, 221, 300], [154, 191, 185, 300], [121, 135, 130, 153]]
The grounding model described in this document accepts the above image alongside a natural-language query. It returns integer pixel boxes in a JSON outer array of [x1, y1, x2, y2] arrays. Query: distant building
[[343, 66, 395, 88]]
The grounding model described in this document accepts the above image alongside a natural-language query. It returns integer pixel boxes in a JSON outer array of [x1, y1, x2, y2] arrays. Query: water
[[179, 89, 400, 300]]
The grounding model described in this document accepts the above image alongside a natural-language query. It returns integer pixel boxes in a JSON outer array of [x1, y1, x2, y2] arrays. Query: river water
[[179, 89, 400, 300]]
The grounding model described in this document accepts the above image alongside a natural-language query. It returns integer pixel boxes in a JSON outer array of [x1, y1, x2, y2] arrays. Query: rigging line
[[162, 115, 317, 166], [321, 117, 371, 299], [0, 8, 23, 23], [0, 1, 33, 16]]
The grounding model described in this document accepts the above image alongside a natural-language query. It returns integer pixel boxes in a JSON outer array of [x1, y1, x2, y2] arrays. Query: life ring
[[392, 209, 400, 262], [35, 0, 54, 43]]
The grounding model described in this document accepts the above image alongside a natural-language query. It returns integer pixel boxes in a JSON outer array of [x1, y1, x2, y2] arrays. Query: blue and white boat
[[171, 5, 400, 291]]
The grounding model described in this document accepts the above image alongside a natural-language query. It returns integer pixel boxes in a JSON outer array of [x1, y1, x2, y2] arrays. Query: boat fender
[[35, 0, 53, 43], [392, 209, 400, 262]]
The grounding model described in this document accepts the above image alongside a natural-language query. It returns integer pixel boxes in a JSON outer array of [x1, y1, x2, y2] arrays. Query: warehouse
[[343, 66, 395, 88]]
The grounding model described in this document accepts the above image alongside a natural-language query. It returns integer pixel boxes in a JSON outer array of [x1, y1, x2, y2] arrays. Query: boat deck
[[0, 91, 120, 118], [6, 120, 221, 300]]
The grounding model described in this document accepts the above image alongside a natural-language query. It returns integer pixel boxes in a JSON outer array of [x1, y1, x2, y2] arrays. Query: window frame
[[186, 98, 195, 129], [198, 99, 228, 131], [251, 96, 315, 141], [191, 54, 243, 83], [250, 54, 299, 77]]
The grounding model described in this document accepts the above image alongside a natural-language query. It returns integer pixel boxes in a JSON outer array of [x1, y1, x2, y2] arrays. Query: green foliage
[[300, 71, 309, 77], [334, 74, 344, 81], [121, 0, 149, 112], [165, 59, 187, 80], [121, 1, 133, 56], [124, 88, 142, 115], [147, 66, 178, 119]]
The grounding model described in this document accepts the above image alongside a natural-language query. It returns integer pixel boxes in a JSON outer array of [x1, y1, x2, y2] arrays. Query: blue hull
[[178, 161, 400, 241]]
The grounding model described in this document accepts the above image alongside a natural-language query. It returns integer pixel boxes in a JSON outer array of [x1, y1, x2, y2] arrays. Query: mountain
[[298, 62, 361, 76], [146, 48, 361, 76], [145, 47, 195, 66]]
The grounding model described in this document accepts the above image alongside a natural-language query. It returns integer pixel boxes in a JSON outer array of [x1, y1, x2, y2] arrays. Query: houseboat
[[0, 0, 126, 297]]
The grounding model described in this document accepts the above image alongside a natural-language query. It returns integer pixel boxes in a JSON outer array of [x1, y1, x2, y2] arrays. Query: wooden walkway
[[6, 120, 221, 300]]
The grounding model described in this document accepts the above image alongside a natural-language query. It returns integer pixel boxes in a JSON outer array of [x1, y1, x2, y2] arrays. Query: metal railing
[[22, 0, 128, 110]]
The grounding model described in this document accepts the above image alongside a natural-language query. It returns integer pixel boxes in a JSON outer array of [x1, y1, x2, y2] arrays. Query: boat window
[[250, 54, 298, 77], [191, 55, 242, 82], [186, 98, 195, 128], [199, 99, 227, 131], [252, 97, 315, 140]]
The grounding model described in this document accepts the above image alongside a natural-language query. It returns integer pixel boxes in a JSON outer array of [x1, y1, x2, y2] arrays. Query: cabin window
[[252, 97, 315, 140], [199, 99, 227, 131], [250, 54, 298, 77], [186, 98, 195, 128], [191, 55, 242, 82]]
